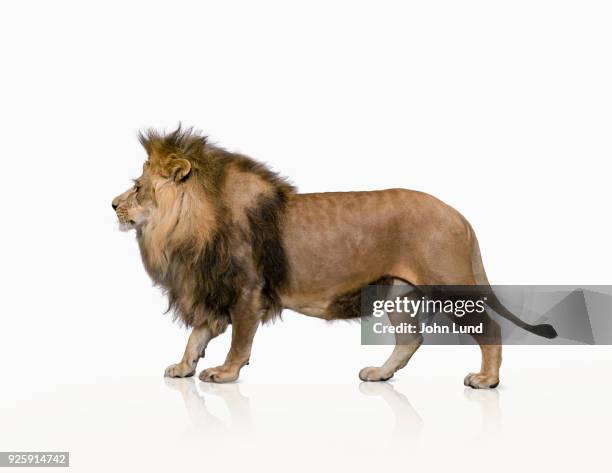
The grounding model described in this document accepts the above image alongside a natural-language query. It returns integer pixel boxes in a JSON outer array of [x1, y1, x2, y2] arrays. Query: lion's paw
[[164, 362, 195, 378], [359, 366, 394, 382], [199, 365, 240, 383], [464, 372, 499, 389]]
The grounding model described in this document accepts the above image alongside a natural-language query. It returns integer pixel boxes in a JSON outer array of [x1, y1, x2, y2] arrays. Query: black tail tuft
[[530, 323, 557, 339]]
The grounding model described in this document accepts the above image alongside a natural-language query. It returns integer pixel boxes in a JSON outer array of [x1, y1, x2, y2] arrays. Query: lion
[[112, 126, 556, 388]]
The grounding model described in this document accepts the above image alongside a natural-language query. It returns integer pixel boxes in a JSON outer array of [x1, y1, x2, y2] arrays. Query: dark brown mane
[[137, 125, 296, 332]]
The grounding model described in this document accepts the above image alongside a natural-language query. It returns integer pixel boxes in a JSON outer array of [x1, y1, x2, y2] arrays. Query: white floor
[[2, 345, 610, 472]]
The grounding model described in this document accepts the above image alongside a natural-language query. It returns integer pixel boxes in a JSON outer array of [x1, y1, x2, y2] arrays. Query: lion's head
[[112, 132, 193, 233], [112, 167, 153, 231], [112, 125, 295, 329]]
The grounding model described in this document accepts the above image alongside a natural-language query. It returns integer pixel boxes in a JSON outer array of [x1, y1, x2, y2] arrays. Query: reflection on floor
[[165, 378, 501, 441], [464, 386, 501, 434], [2, 359, 611, 473], [165, 378, 253, 435], [359, 381, 424, 439]]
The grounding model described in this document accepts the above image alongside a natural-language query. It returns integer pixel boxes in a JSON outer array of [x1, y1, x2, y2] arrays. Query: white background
[[0, 1, 611, 472]]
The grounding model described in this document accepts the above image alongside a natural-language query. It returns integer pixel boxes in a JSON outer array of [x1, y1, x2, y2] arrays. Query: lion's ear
[[166, 158, 192, 181]]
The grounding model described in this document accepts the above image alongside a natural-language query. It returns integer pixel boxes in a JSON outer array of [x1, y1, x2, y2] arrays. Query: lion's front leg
[[165, 324, 216, 378], [199, 306, 260, 384]]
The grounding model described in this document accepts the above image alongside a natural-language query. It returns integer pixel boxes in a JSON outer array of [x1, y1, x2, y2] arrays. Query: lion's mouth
[[116, 211, 136, 232]]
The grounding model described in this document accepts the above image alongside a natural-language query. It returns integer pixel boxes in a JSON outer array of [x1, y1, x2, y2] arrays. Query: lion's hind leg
[[359, 340, 423, 382], [458, 312, 502, 389], [359, 281, 423, 382]]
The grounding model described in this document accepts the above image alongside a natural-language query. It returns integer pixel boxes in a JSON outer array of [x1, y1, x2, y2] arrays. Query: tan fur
[[222, 164, 276, 222]]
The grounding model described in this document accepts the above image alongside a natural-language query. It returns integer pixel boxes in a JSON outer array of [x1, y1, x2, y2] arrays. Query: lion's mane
[[136, 126, 295, 333]]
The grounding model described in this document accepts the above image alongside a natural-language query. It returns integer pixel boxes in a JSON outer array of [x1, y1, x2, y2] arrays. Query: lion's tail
[[470, 228, 557, 339]]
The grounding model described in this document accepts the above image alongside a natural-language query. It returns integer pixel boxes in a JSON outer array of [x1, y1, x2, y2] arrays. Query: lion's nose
[[112, 202, 118, 210]]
